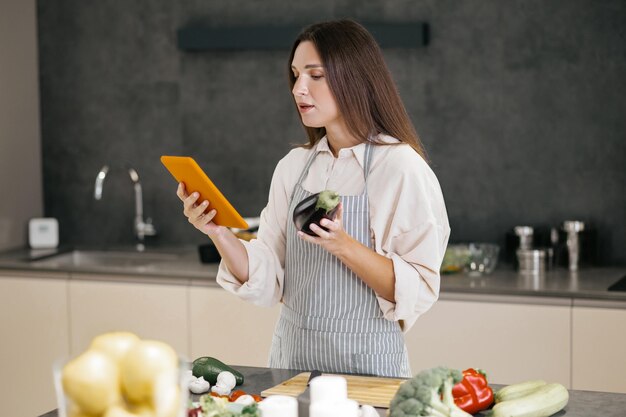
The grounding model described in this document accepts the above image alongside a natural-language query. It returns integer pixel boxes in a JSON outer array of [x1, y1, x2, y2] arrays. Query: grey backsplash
[[36, 1, 626, 265]]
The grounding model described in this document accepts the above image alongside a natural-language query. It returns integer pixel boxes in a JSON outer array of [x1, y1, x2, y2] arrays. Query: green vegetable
[[200, 395, 233, 417], [314, 190, 340, 213], [390, 366, 473, 417], [495, 380, 547, 403], [192, 356, 244, 385], [241, 403, 261, 416], [198, 395, 260, 417], [491, 383, 569, 417]]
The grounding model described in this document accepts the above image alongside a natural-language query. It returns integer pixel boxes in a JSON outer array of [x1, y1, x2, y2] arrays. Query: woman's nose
[[293, 78, 308, 96]]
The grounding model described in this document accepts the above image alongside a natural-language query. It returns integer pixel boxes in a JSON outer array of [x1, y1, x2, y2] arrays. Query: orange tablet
[[160, 156, 249, 229]]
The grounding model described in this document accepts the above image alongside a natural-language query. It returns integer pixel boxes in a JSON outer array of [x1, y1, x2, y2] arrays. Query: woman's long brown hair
[[288, 19, 427, 160]]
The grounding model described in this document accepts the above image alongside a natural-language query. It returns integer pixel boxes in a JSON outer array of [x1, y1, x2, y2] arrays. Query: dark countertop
[[440, 266, 626, 302], [38, 365, 626, 417], [1, 246, 625, 303]]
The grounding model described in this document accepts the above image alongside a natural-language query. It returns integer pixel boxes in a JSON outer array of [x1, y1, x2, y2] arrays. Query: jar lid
[[514, 226, 534, 236]]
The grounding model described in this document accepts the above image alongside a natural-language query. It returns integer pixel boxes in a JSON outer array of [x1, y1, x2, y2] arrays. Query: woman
[[177, 19, 450, 378]]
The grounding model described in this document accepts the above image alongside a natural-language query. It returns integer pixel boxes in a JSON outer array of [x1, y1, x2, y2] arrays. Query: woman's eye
[[311, 74, 324, 80]]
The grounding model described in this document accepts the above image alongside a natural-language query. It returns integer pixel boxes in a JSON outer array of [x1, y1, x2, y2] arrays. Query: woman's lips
[[298, 104, 314, 113]]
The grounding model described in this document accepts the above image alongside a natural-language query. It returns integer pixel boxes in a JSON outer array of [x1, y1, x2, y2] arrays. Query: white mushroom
[[216, 371, 237, 391], [189, 376, 211, 394], [211, 384, 231, 396]]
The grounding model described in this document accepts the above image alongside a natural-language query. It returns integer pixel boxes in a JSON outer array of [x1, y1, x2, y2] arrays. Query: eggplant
[[293, 190, 340, 236]]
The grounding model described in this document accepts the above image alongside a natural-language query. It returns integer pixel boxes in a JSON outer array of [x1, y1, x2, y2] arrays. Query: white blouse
[[217, 135, 450, 332]]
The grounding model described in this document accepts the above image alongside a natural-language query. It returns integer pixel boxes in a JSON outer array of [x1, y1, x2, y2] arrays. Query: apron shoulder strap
[[290, 147, 320, 202], [363, 142, 375, 185]]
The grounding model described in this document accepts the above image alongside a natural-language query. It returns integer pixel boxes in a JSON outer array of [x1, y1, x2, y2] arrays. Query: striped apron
[[268, 143, 412, 378]]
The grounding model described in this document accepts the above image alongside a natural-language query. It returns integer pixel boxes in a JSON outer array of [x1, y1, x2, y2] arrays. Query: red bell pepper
[[452, 368, 494, 414]]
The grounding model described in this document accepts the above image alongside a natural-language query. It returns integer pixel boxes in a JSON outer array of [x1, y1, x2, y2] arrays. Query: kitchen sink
[[29, 249, 189, 269], [0, 245, 217, 278]]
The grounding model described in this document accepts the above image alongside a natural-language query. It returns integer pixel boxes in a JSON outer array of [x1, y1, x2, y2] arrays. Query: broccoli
[[241, 403, 261, 416], [390, 367, 473, 417], [199, 394, 235, 417], [197, 394, 262, 417]]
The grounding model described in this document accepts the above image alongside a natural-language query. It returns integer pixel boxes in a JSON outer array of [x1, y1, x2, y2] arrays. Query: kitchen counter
[[440, 266, 626, 302], [36, 365, 626, 417], [0, 246, 624, 303]]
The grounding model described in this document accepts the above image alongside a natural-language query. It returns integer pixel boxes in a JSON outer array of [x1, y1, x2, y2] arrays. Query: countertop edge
[[1, 257, 625, 302]]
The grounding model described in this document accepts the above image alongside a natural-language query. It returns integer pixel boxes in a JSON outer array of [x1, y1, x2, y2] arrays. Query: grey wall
[[37, 1, 626, 264]]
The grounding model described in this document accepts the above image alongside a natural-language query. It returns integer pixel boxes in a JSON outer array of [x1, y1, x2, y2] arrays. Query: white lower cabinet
[[68, 276, 189, 358], [189, 283, 281, 367], [405, 294, 572, 388], [0, 273, 70, 417], [572, 301, 626, 393]]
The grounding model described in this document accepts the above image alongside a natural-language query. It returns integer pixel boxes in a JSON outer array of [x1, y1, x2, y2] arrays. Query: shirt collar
[[314, 136, 368, 170]]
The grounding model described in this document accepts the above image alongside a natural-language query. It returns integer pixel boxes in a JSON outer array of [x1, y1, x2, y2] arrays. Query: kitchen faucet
[[94, 165, 157, 251]]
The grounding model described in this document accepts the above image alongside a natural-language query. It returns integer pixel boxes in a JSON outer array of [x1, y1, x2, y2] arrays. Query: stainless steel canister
[[563, 220, 585, 272], [516, 249, 546, 275], [514, 226, 534, 250]]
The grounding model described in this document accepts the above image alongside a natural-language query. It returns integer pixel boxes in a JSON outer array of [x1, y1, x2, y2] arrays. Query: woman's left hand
[[297, 202, 352, 255]]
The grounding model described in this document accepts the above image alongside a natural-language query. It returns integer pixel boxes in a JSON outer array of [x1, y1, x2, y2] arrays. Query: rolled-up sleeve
[[376, 221, 448, 331], [216, 237, 283, 307], [370, 144, 450, 332]]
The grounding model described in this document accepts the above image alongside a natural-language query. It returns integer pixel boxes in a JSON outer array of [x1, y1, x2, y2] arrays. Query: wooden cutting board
[[261, 372, 406, 408]]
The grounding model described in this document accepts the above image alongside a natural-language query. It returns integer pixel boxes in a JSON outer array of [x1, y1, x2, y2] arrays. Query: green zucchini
[[192, 356, 244, 385], [495, 380, 547, 403], [491, 383, 569, 417]]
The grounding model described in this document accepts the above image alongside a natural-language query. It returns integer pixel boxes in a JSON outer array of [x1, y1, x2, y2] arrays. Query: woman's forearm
[[335, 236, 396, 302], [210, 227, 250, 284]]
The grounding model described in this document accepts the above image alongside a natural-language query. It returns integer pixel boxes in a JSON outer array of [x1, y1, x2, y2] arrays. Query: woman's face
[[291, 41, 341, 129]]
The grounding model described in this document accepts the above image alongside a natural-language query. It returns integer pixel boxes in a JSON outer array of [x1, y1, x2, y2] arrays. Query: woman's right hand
[[177, 182, 221, 237], [176, 182, 249, 282]]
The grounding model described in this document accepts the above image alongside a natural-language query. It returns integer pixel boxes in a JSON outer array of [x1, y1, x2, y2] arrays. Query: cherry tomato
[[229, 389, 247, 402]]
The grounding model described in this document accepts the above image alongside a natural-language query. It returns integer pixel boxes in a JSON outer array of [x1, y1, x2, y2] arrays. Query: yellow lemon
[[62, 350, 120, 416], [120, 340, 178, 404], [90, 332, 140, 365]]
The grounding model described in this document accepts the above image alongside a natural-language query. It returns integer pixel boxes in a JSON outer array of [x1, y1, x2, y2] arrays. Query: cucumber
[[495, 380, 547, 403], [192, 356, 244, 385], [491, 383, 569, 417]]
